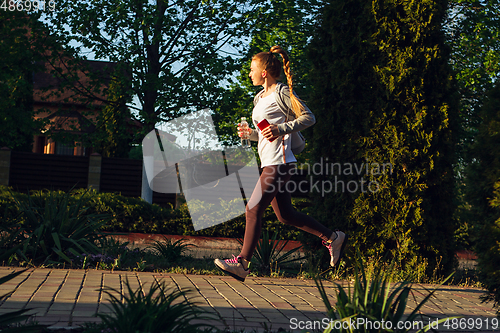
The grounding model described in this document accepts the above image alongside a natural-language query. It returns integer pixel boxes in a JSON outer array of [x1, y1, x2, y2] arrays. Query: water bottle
[[240, 117, 251, 148]]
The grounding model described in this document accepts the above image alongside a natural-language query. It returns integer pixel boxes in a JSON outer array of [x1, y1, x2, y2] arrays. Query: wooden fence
[[0, 149, 176, 206], [9, 151, 89, 192]]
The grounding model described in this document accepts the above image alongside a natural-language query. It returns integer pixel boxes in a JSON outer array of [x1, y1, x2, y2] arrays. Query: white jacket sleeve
[[276, 102, 316, 135], [273, 83, 316, 135], [249, 128, 259, 141]]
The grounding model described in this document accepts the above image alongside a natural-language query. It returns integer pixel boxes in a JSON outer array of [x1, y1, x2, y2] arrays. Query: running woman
[[214, 46, 348, 282]]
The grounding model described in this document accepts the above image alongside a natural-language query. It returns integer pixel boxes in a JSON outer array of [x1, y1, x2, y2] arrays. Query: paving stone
[[46, 310, 72, 315], [0, 267, 497, 331]]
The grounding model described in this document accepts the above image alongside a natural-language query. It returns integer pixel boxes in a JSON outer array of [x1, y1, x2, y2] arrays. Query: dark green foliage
[[0, 187, 303, 240], [308, 0, 459, 275], [43, 0, 256, 133], [96, 278, 215, 333], [2, 190, 109, 265], [67, 237, 196, 272], [446, 0, 500, 257], [90, 73, 135, 158], [446, 0, 500, 152], [148, 237, 194, 264], [466, 83, 500, 315], [79, 189, 302, 239], [0, 12, 44, 152], [71, 189, 190, 235]]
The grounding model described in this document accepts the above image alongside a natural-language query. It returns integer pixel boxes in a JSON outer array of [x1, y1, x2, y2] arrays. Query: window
[[55, 142, 74, 155]]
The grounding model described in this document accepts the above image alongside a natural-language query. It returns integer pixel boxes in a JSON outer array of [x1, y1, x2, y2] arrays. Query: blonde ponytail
[[253, 46, 306, 118], [269, 46, 305, 118]]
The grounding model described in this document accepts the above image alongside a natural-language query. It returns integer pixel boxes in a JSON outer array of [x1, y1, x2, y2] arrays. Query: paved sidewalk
[[0, 267, 497, 332]]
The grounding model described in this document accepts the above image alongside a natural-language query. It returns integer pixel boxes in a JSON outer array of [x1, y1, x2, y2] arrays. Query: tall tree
[[308, 0, 459, 275], [45, 0, 261, 133], [89, 71, 135, 158], [466, 83, 500, 315], [446, 0, 500, 146], [445, 0, 500, 251], [0, 11, 45, 151]]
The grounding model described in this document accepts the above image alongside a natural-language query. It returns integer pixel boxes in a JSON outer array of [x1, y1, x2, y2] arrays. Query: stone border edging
[[101, 232, 305, 253]]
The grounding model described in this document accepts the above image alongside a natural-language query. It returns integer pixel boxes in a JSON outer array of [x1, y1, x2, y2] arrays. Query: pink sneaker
[[214, 255, 250, 282], [323, 231, 348, 267]]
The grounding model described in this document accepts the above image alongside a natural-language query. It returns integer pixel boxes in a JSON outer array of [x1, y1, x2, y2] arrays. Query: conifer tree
[[308, 0, 459, 275], [466, 83, 500, 314]]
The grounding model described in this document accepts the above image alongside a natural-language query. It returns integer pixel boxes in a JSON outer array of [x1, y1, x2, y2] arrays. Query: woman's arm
[[276, 105, 315, 135], [249, 128, 259, 141], [274, 84, 316, 135]]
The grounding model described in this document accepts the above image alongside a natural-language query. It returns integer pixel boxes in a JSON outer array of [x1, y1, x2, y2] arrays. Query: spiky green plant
[[10, 189, 109, 265], [315, 254, 457, 333], [97, 277, 215, 333], [147, 236, 194, 263], [238, 229, 303, 276]]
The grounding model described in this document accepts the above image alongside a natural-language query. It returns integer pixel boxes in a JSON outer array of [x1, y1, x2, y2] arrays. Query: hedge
[[0, 186, 304, 240]]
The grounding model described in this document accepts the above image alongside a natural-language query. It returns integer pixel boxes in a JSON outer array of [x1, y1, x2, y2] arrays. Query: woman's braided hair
[[252, 46, 305, 118]]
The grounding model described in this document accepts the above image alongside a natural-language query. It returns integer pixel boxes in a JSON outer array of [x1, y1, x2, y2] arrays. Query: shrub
[[315, 253, 455, 333], [0, 186, 304, 240], [4, 189, 108, 265], [148, 237, 194, 264]]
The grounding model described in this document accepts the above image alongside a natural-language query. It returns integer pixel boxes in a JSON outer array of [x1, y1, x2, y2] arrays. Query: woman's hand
[[261, 124, 280, 141], [237, 123, 253, 138]]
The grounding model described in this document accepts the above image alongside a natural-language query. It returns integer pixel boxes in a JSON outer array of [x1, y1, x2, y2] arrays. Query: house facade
[[32, 58, 139, 156]]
